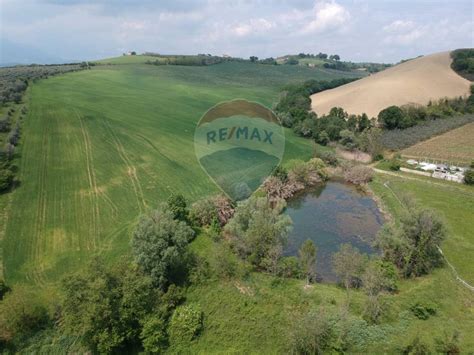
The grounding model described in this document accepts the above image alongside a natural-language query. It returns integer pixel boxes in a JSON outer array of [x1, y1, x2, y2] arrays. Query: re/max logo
[[206, 126, 273, 144]]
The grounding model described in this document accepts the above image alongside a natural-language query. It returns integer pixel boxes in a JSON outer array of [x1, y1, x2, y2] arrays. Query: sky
[[0, 0, 473, 64]]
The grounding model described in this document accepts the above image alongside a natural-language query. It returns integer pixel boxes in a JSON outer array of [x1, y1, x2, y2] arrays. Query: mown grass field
[[402, 121, 474, 164], [1, 61, 362, 284]]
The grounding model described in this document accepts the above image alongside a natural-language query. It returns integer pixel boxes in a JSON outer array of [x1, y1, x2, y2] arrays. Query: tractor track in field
[[102, 117, 147, 213], [30, 115, 50, 284], [75, 110, 101, 249]]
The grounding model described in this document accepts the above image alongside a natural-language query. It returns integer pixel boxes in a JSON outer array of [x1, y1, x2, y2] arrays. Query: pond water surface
[[284, 181, 384, 282]]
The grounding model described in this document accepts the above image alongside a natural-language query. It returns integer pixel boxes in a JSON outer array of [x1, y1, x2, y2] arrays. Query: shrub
[[317, 150, 338, 166], [189, 197, 218, 227], [277, 256, 302, 278], [0, 161, 14, 192], [388, 159, 401, 171], [140, 315, 168, 353], [344, 165, 373, 185], [0, 286, 49, 344], [169, 305, 203, 344], [167, 193, 189, 222], [290, 308, 337, 354], [409, 302, 437, 320], [464, 169, 474, 185]]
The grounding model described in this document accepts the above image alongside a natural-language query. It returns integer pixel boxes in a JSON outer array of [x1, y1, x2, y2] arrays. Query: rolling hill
[[0, 60, 360, 284], [311, 51, 472, 118]]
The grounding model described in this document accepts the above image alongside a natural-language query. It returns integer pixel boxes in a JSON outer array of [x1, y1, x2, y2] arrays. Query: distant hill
[[311, 51, 472, 118]]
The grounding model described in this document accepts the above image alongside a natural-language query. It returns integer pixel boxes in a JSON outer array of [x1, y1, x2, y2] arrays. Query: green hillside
[[1, 61, 361, 283]]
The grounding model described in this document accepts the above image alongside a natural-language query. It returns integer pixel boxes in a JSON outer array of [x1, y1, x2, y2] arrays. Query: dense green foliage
[[379, 96, 474, 130], [131, 206, 195, 288], [377, 200, 446, 278], [225, 197, 292, 271], [451, 48, 474, 80], [61, 259, 157, 352]]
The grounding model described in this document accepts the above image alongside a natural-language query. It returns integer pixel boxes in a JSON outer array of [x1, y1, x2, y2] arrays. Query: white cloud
[[304, 1, 350, 33], [383, 20, 415, 32], [231, 18, 275, 37]]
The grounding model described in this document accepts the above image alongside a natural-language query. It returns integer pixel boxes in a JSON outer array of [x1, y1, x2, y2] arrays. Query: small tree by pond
[[377, 204, 446, 278], [299, 239, 317, 285], [332, 244, 367, 291]]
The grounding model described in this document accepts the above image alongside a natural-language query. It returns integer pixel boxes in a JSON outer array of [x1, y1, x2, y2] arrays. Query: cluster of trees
[[378, 89, 474, 130], [146, 55, 225, 66], [451, 48, 474, 80], [0, 106, 26, 192], [0, 64, 82, 106], [274, 78, 386, 158], [274, 78, 357, 131], [377, 198, 446, 278]]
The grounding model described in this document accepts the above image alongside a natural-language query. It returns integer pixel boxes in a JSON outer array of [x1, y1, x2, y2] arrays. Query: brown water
[[284, 181, 384, 282]]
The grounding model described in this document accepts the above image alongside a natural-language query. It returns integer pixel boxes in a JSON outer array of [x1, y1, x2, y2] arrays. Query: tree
[[61, 259, 158, 353], [316, 130, 330, 145], [378, 105, 406, 129], [224, 197, 292, 270], [299, 239, 317, 285], [332, 244, 367, 291], [377, 204, 446, 277], [249, 56, 259, 62], [189, 197, 218, 227], [132, 206, 195, 288], [359, 128, 383, 159], [167, 193, 189, 222], [361, 260, 397, 323]]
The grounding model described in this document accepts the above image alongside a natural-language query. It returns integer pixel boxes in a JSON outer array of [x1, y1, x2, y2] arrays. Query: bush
[[464, 169, 474, 185], [409, 302, 437, 320], [317, 150, 338, 166], [0, 286, 49, 344], [189, 197, 218, 227], [169, 305, 203, 344], [388, 159, 401, 171], [344, 165, 373, 185], [0, 165, 14, 192], [277, 256, 302, 278]]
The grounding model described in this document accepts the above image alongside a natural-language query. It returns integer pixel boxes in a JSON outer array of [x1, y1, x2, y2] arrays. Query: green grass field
[[1, 61, 361, 284], [93, 55, 161, 65]]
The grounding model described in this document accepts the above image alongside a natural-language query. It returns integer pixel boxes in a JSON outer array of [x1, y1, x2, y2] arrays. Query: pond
[[284, 181, 384, 282]]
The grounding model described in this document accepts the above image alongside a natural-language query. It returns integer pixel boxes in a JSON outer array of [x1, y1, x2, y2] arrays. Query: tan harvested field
[[311, 51, 471, 118], [402, 122, 474, 164]]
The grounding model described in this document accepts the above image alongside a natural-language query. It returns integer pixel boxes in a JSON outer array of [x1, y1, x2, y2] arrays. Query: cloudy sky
[[0, 0, 473, 64]]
